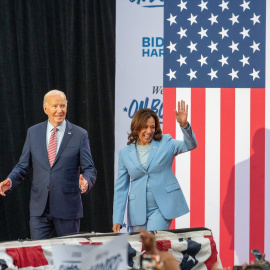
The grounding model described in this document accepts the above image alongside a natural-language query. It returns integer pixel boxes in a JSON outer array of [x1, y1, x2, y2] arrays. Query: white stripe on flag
[[234, 88, 250, 265], [175, 88, 191, 229], [205, 88, 221, 251]]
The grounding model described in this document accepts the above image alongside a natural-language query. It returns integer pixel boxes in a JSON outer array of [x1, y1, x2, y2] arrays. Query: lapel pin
[[68, 132, 72, 134]]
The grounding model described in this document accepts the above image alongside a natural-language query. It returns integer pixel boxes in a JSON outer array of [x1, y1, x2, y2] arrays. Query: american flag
[[163, 0, 270, 268]]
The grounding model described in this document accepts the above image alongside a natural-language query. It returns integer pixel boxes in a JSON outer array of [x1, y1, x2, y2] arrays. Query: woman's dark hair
[[127, 108, 162, 145]]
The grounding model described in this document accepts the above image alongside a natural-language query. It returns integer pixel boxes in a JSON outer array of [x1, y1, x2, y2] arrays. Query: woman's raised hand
[[175, 100, 188, 127]]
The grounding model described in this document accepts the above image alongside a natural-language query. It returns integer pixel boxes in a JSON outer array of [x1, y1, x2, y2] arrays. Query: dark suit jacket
[[8, 120, 97, 219]]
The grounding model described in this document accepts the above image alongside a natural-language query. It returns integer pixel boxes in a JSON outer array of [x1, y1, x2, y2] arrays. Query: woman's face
[[137, 116, 156, 145]]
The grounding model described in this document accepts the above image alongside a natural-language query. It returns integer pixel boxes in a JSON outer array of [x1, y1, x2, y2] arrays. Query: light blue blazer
[[113, 125, 197, 227]]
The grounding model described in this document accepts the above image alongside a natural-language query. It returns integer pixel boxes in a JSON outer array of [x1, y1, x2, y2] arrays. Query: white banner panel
[[115, 0, 164, 231], [52, 234, 128, 270]]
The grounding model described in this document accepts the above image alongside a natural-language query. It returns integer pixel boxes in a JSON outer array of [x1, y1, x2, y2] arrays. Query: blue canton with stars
[[163, 0, 266, 88]]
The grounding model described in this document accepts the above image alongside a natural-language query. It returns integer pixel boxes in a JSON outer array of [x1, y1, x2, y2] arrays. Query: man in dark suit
[[0, 90, 97, 240]]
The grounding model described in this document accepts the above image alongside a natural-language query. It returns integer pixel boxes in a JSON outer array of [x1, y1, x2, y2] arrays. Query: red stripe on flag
[[220, 88, 235, 268], [6, 246, 48, 268], [163, 87, 176, 230], [190, 88, 206, 228], [249, 88, 265, 259], [204, 235, 218, 270]]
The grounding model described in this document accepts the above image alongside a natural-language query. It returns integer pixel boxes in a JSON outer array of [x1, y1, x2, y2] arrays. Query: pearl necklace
[[136, 143, 151, 152]]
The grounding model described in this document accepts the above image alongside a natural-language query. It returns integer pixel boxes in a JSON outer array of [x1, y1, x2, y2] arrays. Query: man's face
[[43, 94, 67, 127]]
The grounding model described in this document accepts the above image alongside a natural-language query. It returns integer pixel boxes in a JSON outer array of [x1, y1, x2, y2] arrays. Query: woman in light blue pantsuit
[[112, 100, 197, 233]]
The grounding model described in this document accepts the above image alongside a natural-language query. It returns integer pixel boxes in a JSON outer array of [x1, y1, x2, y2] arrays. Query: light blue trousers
[[129, 187, 172, 232]]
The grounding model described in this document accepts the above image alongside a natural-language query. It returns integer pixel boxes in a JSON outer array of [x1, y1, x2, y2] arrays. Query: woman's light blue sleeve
[[168, 124, 197, 156], [113, 149, 130, 225]]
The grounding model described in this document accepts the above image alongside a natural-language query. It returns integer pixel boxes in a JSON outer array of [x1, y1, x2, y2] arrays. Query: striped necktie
[[48, 127, 57, 167]]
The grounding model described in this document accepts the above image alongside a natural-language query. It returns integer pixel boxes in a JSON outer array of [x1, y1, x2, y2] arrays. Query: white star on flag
[[229, 41, 239, 53], [219, 0, 229, 12], [177, 54, 187, 67], [239, 54, 250, 66], [198, 27, 208, 39], [178, 0, 187, 11], [219, 55, 229, 66], [198, 0, 208, 12], [208, 13, 219, 25], [166, 69, 176, 80], [177, 27, 187, 39], [208, 68, 218, 80], [240, 0, 250, 12], [229, 13, 239, 25], [249, 68, 260, 80], [228, 68, 239, 80], [208, 41, 218, 53], [188, 13, 198, 25], [250, 13, 260, 25], [198, 54, 208, 66], [187, 68, 197, 80], [167, 14, 177, 26], [240, 27, 250, 39], [167, 41, 177, 53], [187, 41, 197, 53], [219, 27, 229, 39], [250, 40, 260, 53]]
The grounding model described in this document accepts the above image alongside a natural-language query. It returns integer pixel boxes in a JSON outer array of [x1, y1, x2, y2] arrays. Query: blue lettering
[[139, 97, 149, 109], [129, 100, 138, 118], [142, 37, 150, 47], [159, 102, 163, 118], [142, 38, 164, 57], [128, 98, 163, 120], [156, 37, 163, 47], [142, 37, 164, 47], [151, 37, 154, 47], [142, 49, 163, 57], [151, 49, 158, 57], [142, 49, 150, 57], [151, 99, 160, 114]]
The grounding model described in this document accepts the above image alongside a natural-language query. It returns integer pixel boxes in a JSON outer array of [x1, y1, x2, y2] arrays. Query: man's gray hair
[[43, 90, 67, 105]]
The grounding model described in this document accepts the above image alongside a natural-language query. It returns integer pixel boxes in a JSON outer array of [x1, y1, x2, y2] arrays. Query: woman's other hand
[[112, 223, 121, 233]]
